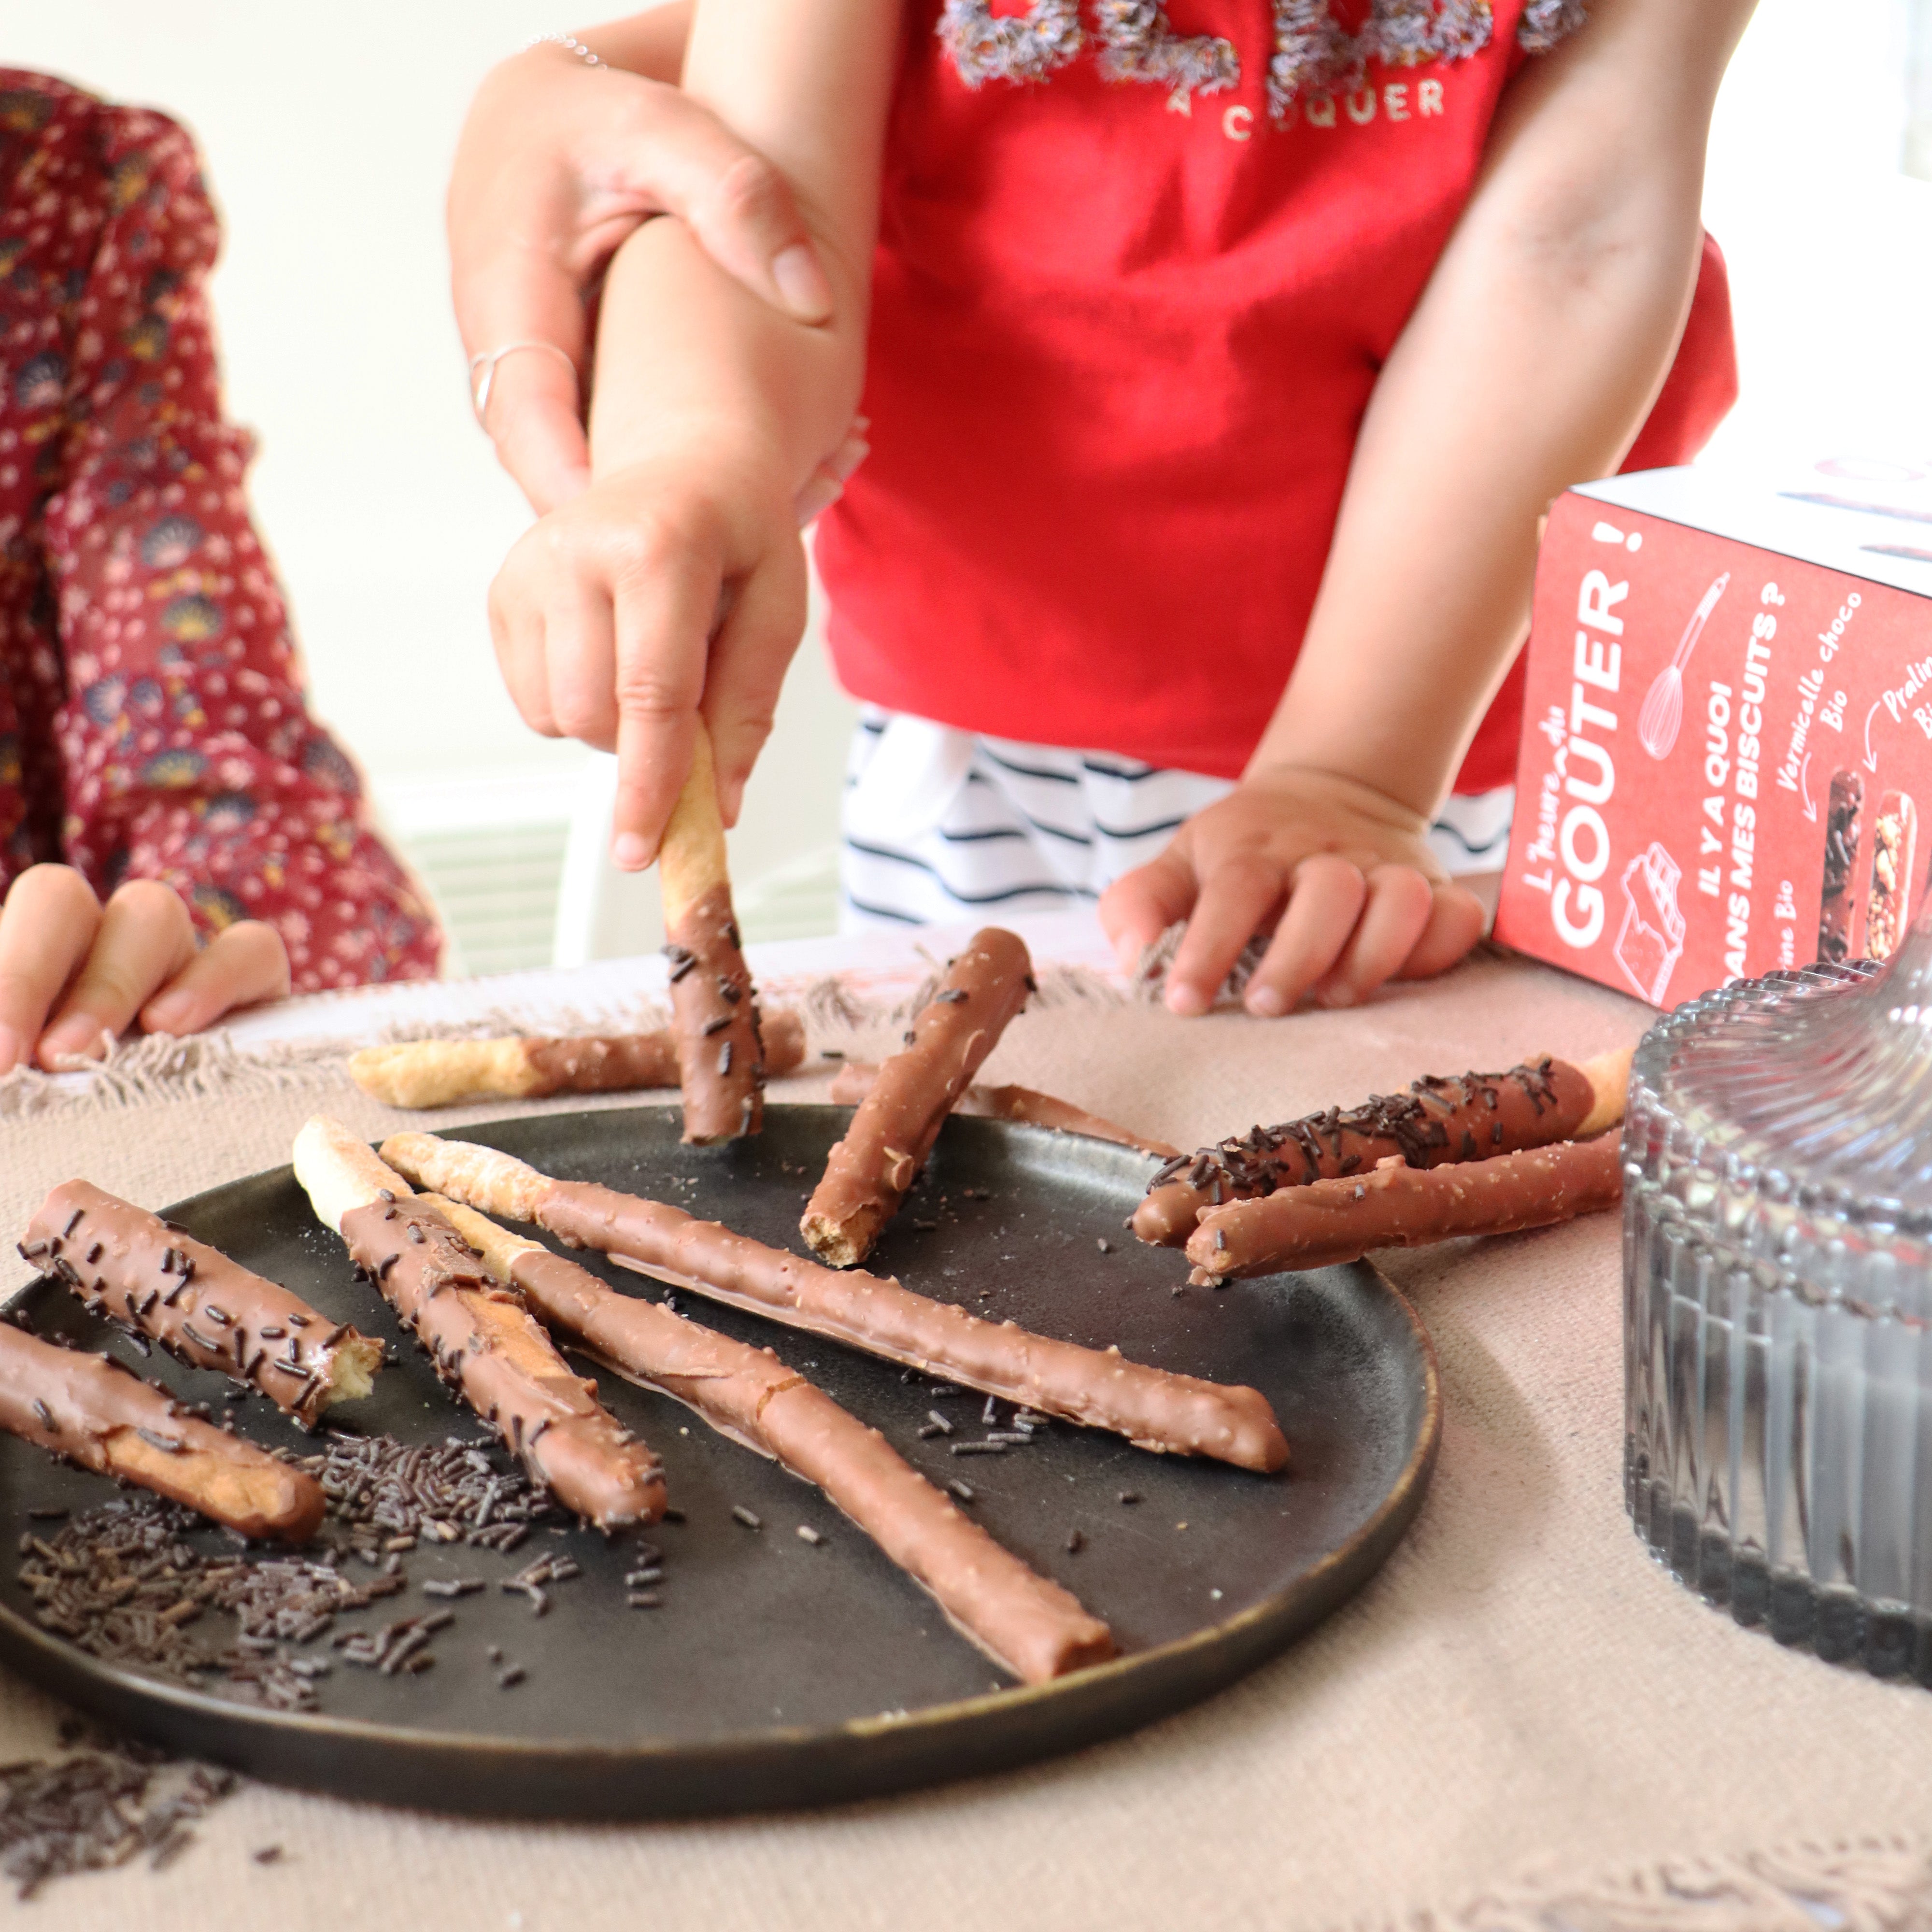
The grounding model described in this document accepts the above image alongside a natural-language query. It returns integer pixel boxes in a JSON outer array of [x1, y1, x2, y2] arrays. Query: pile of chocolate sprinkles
[[0, 1736, 236, 1898], [18, 1499, 401, 1713], [1146, 1059, 1566, 1203], [294, 1432, 560, 1560], [15, 1433, 572, 1716]]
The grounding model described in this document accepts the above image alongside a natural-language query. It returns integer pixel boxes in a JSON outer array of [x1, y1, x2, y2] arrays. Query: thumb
[[603, 89, 835, 324]]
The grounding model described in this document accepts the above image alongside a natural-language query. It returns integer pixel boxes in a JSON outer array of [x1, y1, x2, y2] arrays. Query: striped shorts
[[838, 707, 1515, 931]]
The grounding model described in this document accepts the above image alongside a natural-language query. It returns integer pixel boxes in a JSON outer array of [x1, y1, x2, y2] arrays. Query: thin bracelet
[[525, 31, 610, 69]]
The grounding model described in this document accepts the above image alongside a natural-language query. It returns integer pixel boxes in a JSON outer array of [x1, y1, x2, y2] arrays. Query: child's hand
[[487, 445, 809, 866], [0, 866, 290, 1073], [1099, 766, 1486, 1018]]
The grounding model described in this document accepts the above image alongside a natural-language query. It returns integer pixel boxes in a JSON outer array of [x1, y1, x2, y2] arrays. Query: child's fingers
[[1240, 854, 1365, 1017], [0, 864, 101, 1074], [1397, 882, 1488, 981], [1308, 865, 1435, 1010], [35, 881, 199, 1069], [705, 539, 810, 826], [1097, 849, 1198, 974], [488, 551, 562, 738], [140, 921, 292, 1037], [541, 577, 622, 752], [607, 540, 719, 870], [1165, 855, 1286, 1017]]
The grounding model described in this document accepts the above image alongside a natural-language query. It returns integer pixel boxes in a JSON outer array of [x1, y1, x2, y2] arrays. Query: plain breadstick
[[348, 1011, 806, 1110], [0, 1321, 325, 1541], [291, 1117, 665, 1529], [423, 1194, 1114, 1683], [828, 1060, 1179, 1161], [804, 929, 1034, 1267], [660, 723, 768, 1144], [1186, 1134, 1626, 1279], [381, 1131, 1289, 1474], [1134, 1048, 1633, 1247]]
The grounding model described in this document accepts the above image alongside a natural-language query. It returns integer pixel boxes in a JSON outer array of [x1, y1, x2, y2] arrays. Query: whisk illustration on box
[[1637, 572, 1730, 759]]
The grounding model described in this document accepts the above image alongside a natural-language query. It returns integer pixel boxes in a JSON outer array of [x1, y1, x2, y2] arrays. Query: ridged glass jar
[[1625, 907, 1932, 1683]]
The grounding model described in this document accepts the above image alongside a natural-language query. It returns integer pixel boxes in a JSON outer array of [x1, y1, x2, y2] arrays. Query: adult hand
[[0, 867, 291, 1074], [450, 25, 837, 516], [1099, 767, 1487, 1019]]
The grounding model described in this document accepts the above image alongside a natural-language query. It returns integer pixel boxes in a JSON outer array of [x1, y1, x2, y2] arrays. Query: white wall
[[1701, 0, 1932, 473], [11, 0, 1928, 909]]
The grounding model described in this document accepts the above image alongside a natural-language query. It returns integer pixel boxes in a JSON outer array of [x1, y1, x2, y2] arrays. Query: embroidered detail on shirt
[[938, 0, 1083, 86], [1516, 0, 1589, 53], [1267, 0, 1493, 123], [1093, 1, 1240, 108]]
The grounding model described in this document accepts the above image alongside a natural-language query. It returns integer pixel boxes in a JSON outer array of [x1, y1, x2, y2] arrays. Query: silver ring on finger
[[469, 341, 580, 429]]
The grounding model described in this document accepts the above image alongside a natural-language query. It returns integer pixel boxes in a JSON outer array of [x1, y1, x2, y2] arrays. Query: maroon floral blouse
[[0, 71, 440, 989]]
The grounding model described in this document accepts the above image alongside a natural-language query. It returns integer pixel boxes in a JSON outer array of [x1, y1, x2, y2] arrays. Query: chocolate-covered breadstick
[[1867, 790, 1917, 961], [382, 1132, 1289, 1473], [1133, 1049, 1631, 1248], [829, 1061, 1179, 1161], [1818, 769, 1865, 965], [804, 929, 1034, 1267], [425, 1195, 1114, 1682], [0, 1323, 325, 1541], [1186, 1134, 1625, 1279], [21, 1181, 382, 1428], [291, 1117, 665, 1529], [348, 1011, 806, 1110], [661, 724, 767, 1144]]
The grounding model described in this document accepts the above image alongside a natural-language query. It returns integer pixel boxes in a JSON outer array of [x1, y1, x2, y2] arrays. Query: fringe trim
[[0, 967, 1145, 1123], [1395, 1835, 1932, 1932], [1129, 923, 1268, 1005], [1093, 1, 1241, 106], [938, 0, 1083, 86]]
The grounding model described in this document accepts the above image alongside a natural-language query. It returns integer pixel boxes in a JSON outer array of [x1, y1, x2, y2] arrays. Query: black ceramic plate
[[0, 1106, 1437, 1818]]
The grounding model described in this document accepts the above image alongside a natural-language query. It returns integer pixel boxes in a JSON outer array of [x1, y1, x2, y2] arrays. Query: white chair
[[551, 753, 666, 968]]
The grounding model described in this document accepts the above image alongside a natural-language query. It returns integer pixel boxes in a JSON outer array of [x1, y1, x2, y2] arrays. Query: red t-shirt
[[813, 0, 1737, 794]]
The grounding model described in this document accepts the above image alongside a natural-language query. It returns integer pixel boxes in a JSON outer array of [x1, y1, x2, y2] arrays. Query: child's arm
[[449, 4, 844, 515], [486, 0, 898, 863], [1102, 0, 1756, 1016]]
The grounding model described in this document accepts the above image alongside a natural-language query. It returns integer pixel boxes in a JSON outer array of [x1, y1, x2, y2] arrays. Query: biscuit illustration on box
[[1615, 841, 1686, 1006], [1867, 791, 1918, 960], [1818, 771, 1866, 965]]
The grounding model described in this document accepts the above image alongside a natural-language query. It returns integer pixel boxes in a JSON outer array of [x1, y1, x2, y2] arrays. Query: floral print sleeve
[[0, 71, 440, 990]]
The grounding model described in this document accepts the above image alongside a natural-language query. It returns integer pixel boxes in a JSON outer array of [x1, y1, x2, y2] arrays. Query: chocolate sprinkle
[[0, 1742, 237, 1899]]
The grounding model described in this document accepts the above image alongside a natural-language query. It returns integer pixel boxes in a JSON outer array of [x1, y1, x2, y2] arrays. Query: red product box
[[1496, 461, 1932, 1008]]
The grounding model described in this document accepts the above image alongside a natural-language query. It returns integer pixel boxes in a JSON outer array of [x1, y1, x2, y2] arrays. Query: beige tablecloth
[[1, 946, 1927, 1932]]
